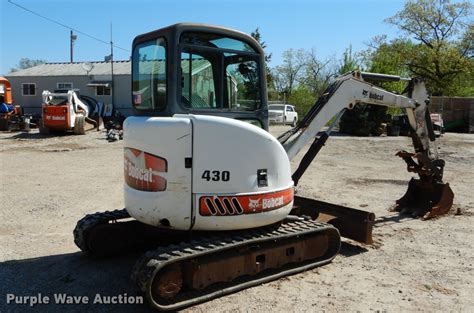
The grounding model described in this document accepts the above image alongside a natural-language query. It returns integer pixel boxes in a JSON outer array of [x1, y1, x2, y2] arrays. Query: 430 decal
[[201, 170, 230, 182]]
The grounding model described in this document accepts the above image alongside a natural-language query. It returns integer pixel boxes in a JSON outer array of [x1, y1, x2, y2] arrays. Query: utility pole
[[70, 30, 77, 63], [110, 23, 115, 111]]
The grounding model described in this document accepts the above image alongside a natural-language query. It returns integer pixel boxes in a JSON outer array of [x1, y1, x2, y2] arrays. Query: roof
[[7, 58, 219, 78], [7, 60, 130, 77]]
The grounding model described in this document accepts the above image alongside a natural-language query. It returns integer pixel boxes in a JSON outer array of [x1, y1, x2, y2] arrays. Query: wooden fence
[[430, 97, 474, 133]]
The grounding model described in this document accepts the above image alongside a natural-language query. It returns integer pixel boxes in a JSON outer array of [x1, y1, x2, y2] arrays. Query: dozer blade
[[291, 196, 375, 244], [392, 178, 454, 220]]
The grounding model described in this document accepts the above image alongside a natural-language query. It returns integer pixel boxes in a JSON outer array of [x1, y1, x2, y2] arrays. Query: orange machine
[[40, 90, 102, 134], [0, 76, 13, 104], [0, 77, 30, 131]]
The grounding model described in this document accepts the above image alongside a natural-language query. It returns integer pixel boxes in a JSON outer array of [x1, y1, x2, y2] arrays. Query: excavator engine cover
[[124, 114, 294, 231]]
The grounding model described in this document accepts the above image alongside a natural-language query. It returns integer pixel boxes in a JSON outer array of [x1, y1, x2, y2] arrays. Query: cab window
[[180, 32, 261, 111], [132, 38, 167, 110]]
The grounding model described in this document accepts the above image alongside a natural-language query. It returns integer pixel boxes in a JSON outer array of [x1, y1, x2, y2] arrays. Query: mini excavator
[[74, 24, 454, 311]]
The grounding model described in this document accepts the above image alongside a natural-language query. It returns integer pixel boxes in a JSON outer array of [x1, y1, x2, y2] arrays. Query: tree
[[338, 45, 360, 74], [273, 49, 306, 96], [287, 87, 316, 117], [385, 0, 473, 95], [338, 44, 394, 136], [250, 28, 272, 69], [461, 23, 474, 58], [362, 36, 415, 93], [450, 23, 474, 96], [251, 28, 273, 86], [10, 58, 47, 73], [300, 49, 336, 97]]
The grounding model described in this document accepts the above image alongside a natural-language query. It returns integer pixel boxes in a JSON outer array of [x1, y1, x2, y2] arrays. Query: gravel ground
[[0, 126, 473, 312]]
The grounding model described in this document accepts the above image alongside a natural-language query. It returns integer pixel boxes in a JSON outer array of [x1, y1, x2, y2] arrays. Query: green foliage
[[338, 45, 360, 74], [385, 0, 473, 95], [287, 87, 316, 117], [447, 69, 474, 96], [10, 58, 47, 73], [362, 36, 414, 94]]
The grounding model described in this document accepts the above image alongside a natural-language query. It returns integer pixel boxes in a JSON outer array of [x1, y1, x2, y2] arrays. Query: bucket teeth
[[421, 183, 455, 219]]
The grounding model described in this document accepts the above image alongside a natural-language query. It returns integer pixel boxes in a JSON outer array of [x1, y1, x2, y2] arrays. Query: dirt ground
[[0, 126, 473, 312]]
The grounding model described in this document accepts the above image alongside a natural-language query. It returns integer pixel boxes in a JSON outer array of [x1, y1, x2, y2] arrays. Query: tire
[[38, 119, 50, 135], [74, 115, 86, 135], [292, 118, 297, 127], [0, 117, 10, 131]]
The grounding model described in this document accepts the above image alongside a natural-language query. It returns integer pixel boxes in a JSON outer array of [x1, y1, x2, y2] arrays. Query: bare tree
[[301, 48, 336, 97], [10, 58, 47, 73], [273, 49, 306, 95]]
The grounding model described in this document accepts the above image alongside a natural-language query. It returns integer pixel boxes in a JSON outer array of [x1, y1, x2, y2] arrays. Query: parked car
[[268, 104, 298, 127]]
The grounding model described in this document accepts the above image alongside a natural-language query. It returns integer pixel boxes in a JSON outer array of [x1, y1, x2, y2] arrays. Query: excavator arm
[[282, 71, 454, 221], [280, 71, 431, 158]]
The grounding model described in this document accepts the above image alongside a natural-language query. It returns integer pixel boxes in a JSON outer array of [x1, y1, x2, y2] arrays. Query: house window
[[22, 83, 36, 96], [57, 82, 73, 90], [96, 85, 111, 96]]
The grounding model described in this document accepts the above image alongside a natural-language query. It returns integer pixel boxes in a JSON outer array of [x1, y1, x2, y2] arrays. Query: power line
[[7, 0, 130, 53]]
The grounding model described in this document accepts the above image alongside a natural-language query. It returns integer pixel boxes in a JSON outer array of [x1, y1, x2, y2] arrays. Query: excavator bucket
[[392, 178, 454, 219], [393, 150, 454, 220]]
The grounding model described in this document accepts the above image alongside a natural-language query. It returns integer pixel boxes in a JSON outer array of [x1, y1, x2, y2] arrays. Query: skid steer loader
[[39, 90, 103, 134], [74, 23, 454, 310]]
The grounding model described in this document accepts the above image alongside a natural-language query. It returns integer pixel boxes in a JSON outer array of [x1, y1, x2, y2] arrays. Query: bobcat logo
[[124, 147, 167, 192], [249, 198, 261, 211], [362, 89, 369, 96]]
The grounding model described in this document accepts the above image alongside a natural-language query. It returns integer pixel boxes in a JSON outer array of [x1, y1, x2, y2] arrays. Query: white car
[[268, 104, 298, 127]]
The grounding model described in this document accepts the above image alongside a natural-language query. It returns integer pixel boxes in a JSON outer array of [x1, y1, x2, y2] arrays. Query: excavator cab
[[131, 23, 268, 129]]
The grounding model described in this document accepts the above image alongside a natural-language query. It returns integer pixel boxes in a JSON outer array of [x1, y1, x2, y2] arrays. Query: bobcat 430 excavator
[[74, 24, 454, 310]]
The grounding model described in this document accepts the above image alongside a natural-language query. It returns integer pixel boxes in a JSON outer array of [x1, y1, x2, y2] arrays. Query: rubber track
[[73, 209, 130, 253], [131, 219, 340, 311]]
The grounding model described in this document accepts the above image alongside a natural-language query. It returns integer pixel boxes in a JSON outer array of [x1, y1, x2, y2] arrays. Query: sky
[[0, 0, 407, 75]]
